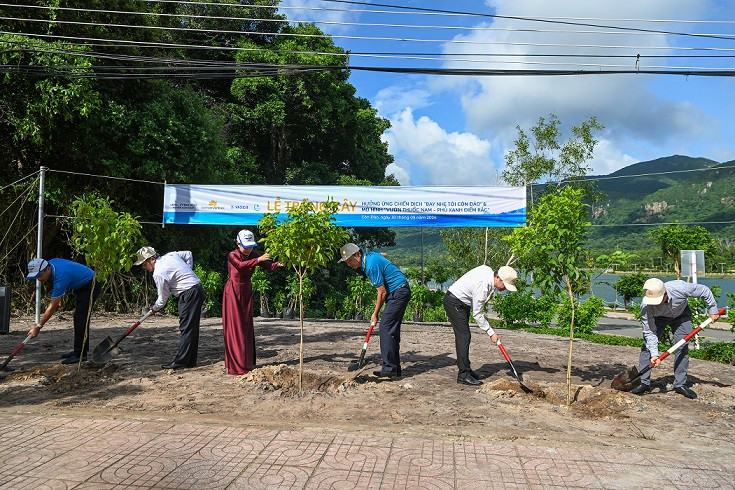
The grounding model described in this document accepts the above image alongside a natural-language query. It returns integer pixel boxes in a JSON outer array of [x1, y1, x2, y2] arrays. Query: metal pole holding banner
[[35, 166, 46, 324]]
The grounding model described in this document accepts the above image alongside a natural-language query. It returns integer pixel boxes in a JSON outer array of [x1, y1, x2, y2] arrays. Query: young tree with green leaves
[[502, 114, 603, 204], [649, 224, 713, 279], [504, 186, 592, 404], [258, 199, 348, 390]]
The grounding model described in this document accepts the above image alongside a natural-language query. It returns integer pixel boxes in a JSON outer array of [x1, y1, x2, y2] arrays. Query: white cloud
[[374, 85, 433, 117], [588, 139, 638, 175], [382, 108, 495, 185]]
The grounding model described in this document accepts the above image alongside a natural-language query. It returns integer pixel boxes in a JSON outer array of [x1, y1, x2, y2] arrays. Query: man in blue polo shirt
[[26, 258, 101, 364], [339, 243, 411, 379]]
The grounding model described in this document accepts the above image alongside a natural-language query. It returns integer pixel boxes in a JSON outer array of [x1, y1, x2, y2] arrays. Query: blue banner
[[163, 185, 526, 228]]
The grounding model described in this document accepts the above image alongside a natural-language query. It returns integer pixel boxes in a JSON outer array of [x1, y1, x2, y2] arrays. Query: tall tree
[[649, 224, 713, 279]]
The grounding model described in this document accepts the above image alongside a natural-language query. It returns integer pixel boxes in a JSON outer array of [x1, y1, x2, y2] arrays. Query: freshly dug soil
[[2, 314, 735, 459]]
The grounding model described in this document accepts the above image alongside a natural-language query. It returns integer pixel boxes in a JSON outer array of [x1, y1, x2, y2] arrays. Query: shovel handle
[[356, 322, 376, 368], [632, 307, 726, 382], [114, 310, 153, 345], [496, 340, 511, 362]]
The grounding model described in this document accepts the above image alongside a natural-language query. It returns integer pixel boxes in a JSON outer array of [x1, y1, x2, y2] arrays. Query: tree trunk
[[565, 276, 575, 406]]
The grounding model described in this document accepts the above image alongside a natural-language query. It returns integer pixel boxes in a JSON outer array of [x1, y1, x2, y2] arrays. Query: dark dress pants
[[443, 291, 473, 376], [173, 283, 205, 367], [72, 279, 102, 356], [378, 284, 411, 373], [639, 306, 692, 388]]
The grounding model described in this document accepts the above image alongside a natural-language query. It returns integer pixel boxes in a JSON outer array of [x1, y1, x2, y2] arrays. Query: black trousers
[[378, 283, 411, 373], [72, 279, 102, 356], [443, 291, 473, 376], [172, 283, 205, 367]]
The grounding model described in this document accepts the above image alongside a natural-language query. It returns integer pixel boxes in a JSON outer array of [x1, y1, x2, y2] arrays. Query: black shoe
[[630, 383, 651, 395], [457, 374, 482, 386], [61, 355, 87, 364], [162, 362, 187, 370], [372, 370, 400, 379], [469, 369, 485, 380], [674, 386, 697, 399], [60, 351, 76, 359]]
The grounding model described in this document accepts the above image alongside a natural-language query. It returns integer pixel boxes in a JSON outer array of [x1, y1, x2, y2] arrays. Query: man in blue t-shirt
[[26, 258, 101, 364], [339, 243, 411, 379]]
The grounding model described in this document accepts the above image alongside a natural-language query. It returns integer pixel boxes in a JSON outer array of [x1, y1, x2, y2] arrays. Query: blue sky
[[280, 0, 735, 185]]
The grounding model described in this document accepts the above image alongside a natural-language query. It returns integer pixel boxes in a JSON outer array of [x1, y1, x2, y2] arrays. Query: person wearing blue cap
[[26, 257, 101, 364], [221, 229, 283, 375], [339, 242, 411, 379]]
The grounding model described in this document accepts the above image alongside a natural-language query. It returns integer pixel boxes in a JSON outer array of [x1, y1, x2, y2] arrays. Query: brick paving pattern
[[0, 414, 733, 489]]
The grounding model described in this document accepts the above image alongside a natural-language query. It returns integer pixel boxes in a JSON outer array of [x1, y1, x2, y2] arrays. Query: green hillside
[[387, 155, 735, 267]]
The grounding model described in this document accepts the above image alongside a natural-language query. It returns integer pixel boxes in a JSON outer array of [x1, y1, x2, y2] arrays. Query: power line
[[0, 170, 40, 192], [322, 0, 735, 42], [5, 3, 735, 39], [4, 16, 735, 52], [47, 169, 164, 185]]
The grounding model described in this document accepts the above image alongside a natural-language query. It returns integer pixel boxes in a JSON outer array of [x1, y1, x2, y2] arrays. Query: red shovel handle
[[363, 322, 375, 343], [657, 307, 726, 363], [496, 340, 511, 362]]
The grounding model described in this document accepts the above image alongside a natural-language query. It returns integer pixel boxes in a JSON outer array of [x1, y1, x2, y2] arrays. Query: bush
[[692, 341, 735, 364], [556, 296, 605, 335], [491, 287, 536, 328], [528, 294, 559, 328], [423, 306, 448, 322], [194, 265, 224, 316]]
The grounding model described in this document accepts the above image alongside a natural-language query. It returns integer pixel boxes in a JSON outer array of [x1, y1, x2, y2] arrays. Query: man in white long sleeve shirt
[[632, 278, 720, 399], [443, 265, 518, 386], [135, 247, 204, 370]]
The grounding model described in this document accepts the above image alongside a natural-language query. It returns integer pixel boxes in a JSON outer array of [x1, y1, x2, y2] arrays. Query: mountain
[[385, 155, 735, 264]]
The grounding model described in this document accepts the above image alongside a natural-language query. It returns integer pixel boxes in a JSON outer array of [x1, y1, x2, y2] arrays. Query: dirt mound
[[482, 379, 634, 418], [242, 364, 355, 395], [0, 363, 122, 392]]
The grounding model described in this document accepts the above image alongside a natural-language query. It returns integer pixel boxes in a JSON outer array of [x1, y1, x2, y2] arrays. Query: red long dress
[[221, 249, 278, 375]]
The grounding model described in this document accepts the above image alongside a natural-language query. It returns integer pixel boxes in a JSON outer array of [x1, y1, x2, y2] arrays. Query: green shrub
[[491, 287, 535, 328], [528, 294, 559, 328], [194, 264, 223, 316], [423, 305, 448, 322], [556, 296, 605, 335], [691, 341, 735, 364]]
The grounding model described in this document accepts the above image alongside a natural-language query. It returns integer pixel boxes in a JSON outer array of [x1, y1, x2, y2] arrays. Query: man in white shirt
[[135, 246, 204, 370], [443, 265, 518, 386]]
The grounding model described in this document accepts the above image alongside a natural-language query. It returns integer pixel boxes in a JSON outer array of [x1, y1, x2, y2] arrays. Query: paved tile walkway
[[0, 414, 733, 489]]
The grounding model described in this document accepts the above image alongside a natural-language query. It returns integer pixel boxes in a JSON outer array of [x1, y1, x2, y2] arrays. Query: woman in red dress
[[221, 229, 281, 375]]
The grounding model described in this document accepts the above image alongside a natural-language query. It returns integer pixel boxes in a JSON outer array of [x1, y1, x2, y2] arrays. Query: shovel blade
[[92, 336, 120, 364], [611, 365, 642, 392]]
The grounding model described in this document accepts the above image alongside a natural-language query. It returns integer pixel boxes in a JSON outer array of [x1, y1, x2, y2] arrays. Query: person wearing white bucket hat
[[443, 265, 518, 386], [221, 229, 282, 375], [135, 246, 204, 370], [633, 277, 721, 399], [25, 257, 101, 364]]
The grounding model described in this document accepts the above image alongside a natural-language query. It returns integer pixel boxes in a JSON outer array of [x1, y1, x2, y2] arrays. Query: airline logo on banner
[[162, 185, 526, 228]]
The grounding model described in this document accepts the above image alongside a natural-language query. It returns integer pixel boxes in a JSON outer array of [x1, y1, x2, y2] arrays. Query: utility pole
[[35, 166, 47, 323]]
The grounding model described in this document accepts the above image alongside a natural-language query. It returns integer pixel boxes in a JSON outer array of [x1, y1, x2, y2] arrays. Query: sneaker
[[630, 384, 651, 395], [674, 386, 697, 399]]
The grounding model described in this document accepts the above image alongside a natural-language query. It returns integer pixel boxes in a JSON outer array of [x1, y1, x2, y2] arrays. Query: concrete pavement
[[1, 413, 734, 489]]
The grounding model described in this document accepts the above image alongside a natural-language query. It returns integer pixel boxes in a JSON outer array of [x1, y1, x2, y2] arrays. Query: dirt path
[[2, 314, 735, 461]]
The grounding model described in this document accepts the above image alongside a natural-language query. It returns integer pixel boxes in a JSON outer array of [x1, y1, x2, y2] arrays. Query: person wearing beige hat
[[443, 265, 518, 386], [633, 277, 720, 399], [135, 246, 204, 370]]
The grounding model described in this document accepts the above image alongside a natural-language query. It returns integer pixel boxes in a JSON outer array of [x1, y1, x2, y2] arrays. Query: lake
[[589, 273, 735, 306]]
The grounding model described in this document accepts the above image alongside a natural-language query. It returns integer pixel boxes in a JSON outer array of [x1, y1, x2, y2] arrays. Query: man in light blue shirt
[[26, 258, 101, 364], [339, 243, 411, 379], [135, 246, 204, 370], [633, 278, 720, 399]]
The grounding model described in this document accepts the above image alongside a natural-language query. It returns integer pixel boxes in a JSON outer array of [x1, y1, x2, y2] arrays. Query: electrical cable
[[0, 170, 40, 192], [46, 169, 164, 185], [5, 3, 735, 39], [4, 17, 735, 52]]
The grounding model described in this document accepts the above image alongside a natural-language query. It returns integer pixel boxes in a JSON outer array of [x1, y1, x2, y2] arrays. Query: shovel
[[612, 307, 726, 391], [347, 321, 376, 372], [92, 310, 152, 364], [496, 339, 533, 393], [0, 326, 41, 372]]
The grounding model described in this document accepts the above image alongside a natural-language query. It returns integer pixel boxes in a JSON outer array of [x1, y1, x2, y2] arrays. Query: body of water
[[589, 274, 735, 306]]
